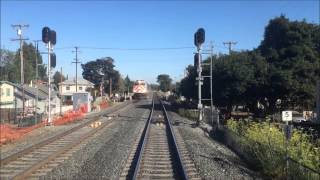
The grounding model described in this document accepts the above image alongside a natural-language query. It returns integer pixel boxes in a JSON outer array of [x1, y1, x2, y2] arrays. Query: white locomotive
[[132, 80, 148, 99]]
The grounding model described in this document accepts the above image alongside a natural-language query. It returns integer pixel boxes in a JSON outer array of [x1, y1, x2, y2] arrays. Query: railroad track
[[120, 95, 200, 180], [0, 102, 133, 180]]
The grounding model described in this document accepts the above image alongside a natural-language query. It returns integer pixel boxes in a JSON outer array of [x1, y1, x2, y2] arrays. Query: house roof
[[0, 81, 17, 87], [14, 89, 44, 100], [36, 84, 58, 97], [14, 85, 48, 100], [59, 78, 94, 86], [1, 81, 57, 100]]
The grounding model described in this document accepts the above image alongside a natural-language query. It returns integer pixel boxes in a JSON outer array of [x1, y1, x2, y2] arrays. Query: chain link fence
[[203, 107, 219, 126]]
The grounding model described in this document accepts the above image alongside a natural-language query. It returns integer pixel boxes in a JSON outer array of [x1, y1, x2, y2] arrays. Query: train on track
[[132, 80, 149, 99]]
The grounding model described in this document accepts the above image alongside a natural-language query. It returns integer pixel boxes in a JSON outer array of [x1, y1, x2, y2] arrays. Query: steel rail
[[12, 114, 116, 180], [132, 94, 188, 180], [0, 101, 132, 167], [161, 100, 189, 180], [132, 94, 154, 180]]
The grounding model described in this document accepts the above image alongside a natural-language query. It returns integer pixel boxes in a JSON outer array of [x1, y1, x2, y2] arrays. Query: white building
[[59, 78, 94, 104], [1, 81, 61, 116], [0, 81, 15, 109]]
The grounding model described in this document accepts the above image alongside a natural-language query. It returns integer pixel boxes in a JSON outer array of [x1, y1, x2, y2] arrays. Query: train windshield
[[134, 82, 145, 86]]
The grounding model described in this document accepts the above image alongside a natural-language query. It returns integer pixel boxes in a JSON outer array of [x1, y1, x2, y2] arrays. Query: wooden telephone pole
[[72, 46, 81, 92], [60, 67, 63, 116], [11, 24, 29, 120], [223, 41, 237, 54]]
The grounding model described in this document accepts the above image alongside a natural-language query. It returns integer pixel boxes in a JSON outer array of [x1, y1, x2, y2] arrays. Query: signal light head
[[42, 27, 50, 44], [194, 28, 205, 48], [49, 30, 56, 45], [50, 53, 56, 68]]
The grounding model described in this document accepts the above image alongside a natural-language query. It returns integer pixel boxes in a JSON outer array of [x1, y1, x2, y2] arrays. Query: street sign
[[282, 111, 292, 121]]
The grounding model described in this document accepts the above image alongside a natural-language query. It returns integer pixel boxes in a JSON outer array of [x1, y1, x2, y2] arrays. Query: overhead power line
[[54, 46, 75, 50], [54, 46, 194, 51], [80, 46, 194, 50]]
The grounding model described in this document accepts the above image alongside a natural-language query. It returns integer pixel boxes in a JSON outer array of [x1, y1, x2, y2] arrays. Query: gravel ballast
[[168, 111, 262, 180], [0, 101, 130, 159], [1, 99, 262, 179], [42, 99, 151, 179]]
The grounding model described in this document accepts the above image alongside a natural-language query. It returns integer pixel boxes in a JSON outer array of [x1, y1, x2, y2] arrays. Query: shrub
[[226, 120, 320, 179]]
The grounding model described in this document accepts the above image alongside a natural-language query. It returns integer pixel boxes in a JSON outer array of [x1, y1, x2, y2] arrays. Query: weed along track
[[120, 94, 200, 180], [0, 103, 133, 180]]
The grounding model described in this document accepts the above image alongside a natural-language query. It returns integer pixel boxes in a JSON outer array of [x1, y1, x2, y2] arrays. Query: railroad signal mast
[[42, 26, 57, 126], [194, 28, 205, 126]]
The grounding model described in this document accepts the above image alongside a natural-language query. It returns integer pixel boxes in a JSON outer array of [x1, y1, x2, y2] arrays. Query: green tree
[[0, 49, 16, 81], [259, 15, 320, 112], [157, 74, 172, 92], [179, 65, 197, 99], [124, 75, 134, 93], [210, 52, 256, 112], [53, 71, 66, 87], [0, 43, 46, 84], [16, 42, 46, 83], [179, 15, 320, 116], [81, 57, 122, 94], [180, 52, 268, 114], [113, 71, 125, 93], [149, 84, 159, 91]]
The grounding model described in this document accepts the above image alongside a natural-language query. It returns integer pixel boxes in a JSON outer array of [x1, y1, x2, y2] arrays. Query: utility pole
[[72, 46, 81, 92], [317, 80, 320, 123], [109, 78, 112, 98], [60, 67, 63, 116], [209, 41, 216, 127], [34, 40, 41, 124], [100, 77, 104, 97], [127, 85, 129, 95], [11, 24, 29, 120], [223, 41, 237, 54]]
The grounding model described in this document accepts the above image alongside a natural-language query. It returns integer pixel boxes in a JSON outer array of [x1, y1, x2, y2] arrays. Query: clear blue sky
[[1, 0, 319, 83]]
